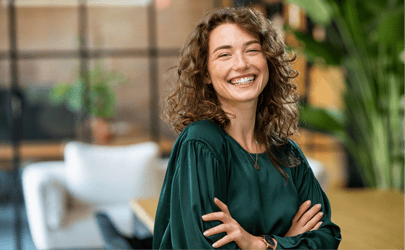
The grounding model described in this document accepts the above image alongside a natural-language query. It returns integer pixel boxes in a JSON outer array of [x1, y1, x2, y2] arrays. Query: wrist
[[252, 236, 268, 250], [243, 235, 267, 249], [260, 235, 277, 250], [272, 238, 278, 250]]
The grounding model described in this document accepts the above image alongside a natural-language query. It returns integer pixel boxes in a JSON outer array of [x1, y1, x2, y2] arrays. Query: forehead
[[208, 23, 259, 51]]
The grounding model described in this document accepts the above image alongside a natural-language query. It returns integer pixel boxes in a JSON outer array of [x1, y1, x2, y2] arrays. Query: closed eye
[[219, 53, 230, 58]]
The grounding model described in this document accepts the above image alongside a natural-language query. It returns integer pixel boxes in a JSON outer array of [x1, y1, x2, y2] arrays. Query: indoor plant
[[50, 62, 128, 144], [286, 0, 404, 190]]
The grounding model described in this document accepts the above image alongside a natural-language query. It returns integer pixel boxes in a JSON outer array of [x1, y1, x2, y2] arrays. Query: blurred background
[[0, 0, 403, 249]]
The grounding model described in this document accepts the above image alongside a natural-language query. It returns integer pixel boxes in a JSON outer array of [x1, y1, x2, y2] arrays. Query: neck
[[220, 100, 261, 153]]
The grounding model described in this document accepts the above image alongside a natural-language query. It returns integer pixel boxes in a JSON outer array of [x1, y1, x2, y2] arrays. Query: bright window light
[[2, 0, 152, 6], [288, 4, 300, 29]]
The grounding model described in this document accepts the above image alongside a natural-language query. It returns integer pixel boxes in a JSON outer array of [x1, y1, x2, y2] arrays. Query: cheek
[[260, 61, 270, 85], [262, 58, 269, 73], [264, 67, 270, 85], [208, 65, 225, 83], [207, 63, 216, 81]]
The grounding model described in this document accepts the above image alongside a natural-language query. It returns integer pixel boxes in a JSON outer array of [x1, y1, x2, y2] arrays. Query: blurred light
[[2, 0, 77, 6], [89, 0, 152, 6], [270, 13, 284, 37], [312, 25, 326, 41], [288, 4, 300, 29], [2, 0, 152, 6], [400, 50, 405, 63], [155, 0, 170, 10]]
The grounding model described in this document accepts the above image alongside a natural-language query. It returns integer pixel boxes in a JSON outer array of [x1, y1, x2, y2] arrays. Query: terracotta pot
[[91, 117, 114, 144]]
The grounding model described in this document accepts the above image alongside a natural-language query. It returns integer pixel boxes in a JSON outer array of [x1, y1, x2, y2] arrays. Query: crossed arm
[[153, 139, 341, 249], [202, 198, 324, 249]]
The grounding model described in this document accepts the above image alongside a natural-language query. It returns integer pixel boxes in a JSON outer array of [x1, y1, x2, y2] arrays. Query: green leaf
[[298, 104, 345, 139], [67, 80, 84, 113], [288, 0, 404, 190], [294, 31, 344, 66], [377, 8, 404, 45], [288, 0, 333, 25], [343, 1, 367, 54], [49, 83, 71, 104], [103, 91, 116, 118], [90, 83, 116, 118]]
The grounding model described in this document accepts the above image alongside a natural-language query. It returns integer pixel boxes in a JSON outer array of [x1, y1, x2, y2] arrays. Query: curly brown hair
[[164, 7, 301, 178]]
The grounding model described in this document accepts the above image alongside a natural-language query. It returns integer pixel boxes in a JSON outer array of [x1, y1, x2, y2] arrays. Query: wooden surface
[[0, 136, 174, 171], [130, 197, 159, 233], [131, 189, 404, 249], [0, 142, 65, 162], [326, 188, 404, 249]]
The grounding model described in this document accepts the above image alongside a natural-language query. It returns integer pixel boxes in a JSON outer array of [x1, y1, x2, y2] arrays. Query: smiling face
[[207, 23, 269, 108]]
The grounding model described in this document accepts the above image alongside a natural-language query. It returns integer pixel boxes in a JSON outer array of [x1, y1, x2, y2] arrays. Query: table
[[130, 188, 404, 249], [326, 188, 404, 249], [130, 197, 159, 233], [0, 137, 174, 171]]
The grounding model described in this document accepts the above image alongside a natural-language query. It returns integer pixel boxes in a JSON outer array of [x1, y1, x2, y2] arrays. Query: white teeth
[[230, 75, 255, 85]]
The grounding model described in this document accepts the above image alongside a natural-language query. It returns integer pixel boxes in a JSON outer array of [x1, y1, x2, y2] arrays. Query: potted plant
[[285, 0, 404, 190], [49, 62, 128, 144]]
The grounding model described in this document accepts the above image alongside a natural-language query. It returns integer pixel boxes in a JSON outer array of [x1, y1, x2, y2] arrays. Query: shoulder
[[287, 139, 302, 156], [273, 139, 306, 172], [184, 120, 226, 139], [178, 120, 228, 158], [275, 138, 302, 158], [285, 139, 313, 177]]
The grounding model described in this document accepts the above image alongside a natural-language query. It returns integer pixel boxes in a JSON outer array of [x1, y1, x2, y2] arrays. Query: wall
[[0, 0, 214, 141]]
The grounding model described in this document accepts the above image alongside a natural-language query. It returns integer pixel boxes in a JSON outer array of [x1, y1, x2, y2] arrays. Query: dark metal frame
[[7, 1, 22, 250], [1, 3, 181, 143]]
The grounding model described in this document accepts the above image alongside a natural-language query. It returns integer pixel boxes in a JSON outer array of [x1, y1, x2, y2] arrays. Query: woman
[[153, 7, 341, 249]]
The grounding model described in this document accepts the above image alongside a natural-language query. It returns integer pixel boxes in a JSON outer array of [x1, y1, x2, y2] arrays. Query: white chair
[[306, 157, 329, 191], [22, 141, 165, 250]]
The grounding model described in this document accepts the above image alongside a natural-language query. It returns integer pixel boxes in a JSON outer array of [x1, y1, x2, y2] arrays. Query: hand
[[284, 200, 324, 237], [202, 198, 266, 249]]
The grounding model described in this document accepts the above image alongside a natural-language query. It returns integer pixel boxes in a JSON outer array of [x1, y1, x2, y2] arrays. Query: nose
[[232, 53, 249, 71]]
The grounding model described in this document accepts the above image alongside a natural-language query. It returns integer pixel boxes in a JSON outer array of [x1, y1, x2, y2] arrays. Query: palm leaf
[[298, 104, 345, 139], [288, 0, 333, 25], [293, 31, 344, 66]]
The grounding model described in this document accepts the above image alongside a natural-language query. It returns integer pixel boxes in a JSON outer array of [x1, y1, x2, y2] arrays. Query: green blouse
[[153, 120, 341, 249]]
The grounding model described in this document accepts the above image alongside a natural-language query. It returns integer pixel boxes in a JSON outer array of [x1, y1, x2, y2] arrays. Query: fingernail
[[319, 212, 324, 216], [202, 215, 206, 220], [317, 204, 322, 208], [203, 231, 208, 236], [306, 200, 311, 204], [212, 243, 217, 248]]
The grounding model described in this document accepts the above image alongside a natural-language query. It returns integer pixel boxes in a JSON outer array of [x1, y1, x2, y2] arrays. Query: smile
[[228, 75, 257, 86]]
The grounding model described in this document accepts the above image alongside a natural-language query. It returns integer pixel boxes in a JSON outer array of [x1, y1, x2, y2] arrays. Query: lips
[[228, 75, 257, 85]]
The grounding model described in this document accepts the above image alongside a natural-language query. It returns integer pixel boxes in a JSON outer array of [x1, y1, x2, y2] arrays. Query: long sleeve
[[271, 141, 342, 249], [153, 139, 237, 249], [153, 121, 342, 249]]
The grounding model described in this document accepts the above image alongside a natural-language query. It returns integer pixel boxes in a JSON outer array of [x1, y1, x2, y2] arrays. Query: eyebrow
[[212, 40, 260, 54]]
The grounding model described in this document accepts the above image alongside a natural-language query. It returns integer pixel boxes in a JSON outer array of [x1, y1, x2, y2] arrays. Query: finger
[[212, 233, 234, 248], [202, 211, 228, 222], [293, 200, 311, 222], [203, 223, 230, 237], [298, 204, 322, 224], [304, 211, 324, 229], [310, 221, 323, 231], [214, 197, 230, 214]]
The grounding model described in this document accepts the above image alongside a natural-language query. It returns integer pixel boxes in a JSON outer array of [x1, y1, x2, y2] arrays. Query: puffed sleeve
[[153, 139, 237, 249], [271, 140, 342, 249]]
